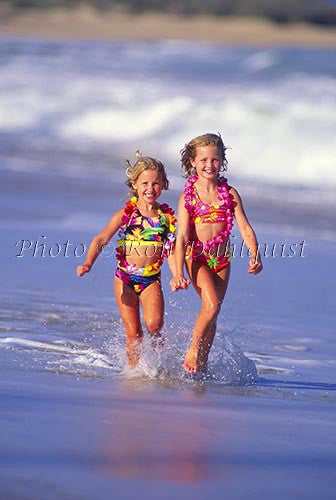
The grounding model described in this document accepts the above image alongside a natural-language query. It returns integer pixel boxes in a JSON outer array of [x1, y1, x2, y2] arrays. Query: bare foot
[[184, 342, 211, 375], [183, 347, 199, 374]]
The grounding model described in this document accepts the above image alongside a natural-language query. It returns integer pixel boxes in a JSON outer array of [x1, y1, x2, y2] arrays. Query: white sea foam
[[273, 344, 310, 352], [114, 335, 259, 385], [0, 336, 89, 354], [0, 332, 258, 385], [243, 50, 279, 71], [208, 338, 258, 384], [1, 41, 335, 189], [61, 97, 192, 141]]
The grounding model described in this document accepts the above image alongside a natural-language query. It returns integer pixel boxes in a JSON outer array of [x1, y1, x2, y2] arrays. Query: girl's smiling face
[[132, 169, 164, 204], [191, 145, 222, 180]]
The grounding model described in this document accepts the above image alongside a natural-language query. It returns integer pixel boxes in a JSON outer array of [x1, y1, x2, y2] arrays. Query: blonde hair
[[180, 133, 228, 178], [125, 151, 169, 196]]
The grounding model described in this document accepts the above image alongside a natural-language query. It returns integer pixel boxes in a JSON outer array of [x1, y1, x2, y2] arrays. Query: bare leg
[[114, 276, 143, 367], [184, 262, 230, 374], [140, 280, 164, 350], [197, 321, 217, 373], [197, 266, 231, 372]]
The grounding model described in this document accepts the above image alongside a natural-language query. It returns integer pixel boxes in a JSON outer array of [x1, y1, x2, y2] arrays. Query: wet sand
[[1, 5, 336, 47]]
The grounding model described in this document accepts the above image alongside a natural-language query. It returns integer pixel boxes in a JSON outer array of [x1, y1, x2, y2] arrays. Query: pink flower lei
[[184, 175, 235, 252]]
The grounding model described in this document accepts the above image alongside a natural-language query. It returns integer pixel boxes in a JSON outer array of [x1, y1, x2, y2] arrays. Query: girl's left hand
[[248, 257, 263, 275]]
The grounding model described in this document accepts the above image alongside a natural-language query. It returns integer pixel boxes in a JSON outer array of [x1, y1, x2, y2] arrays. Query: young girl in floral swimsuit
[[170, 133, 262, 375], [77, 152, 176, 368]]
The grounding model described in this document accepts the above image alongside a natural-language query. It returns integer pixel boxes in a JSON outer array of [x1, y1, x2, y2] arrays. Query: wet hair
[[125, 150, 169, 196], [180, 132, 228, 178]]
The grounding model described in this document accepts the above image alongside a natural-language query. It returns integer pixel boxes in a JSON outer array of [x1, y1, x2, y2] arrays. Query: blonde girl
[[170, 133, 262, 374], [78, 152, 176, 367]]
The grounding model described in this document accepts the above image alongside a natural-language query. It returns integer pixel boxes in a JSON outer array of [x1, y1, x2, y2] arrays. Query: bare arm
[[76, 208, 124, 277], [170, 194, 191, 291], [166, 252, 176, 277], [230, 187, 263, 275]]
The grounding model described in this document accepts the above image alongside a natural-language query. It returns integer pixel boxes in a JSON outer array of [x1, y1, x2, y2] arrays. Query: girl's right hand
[[76, 264, 91, 277]]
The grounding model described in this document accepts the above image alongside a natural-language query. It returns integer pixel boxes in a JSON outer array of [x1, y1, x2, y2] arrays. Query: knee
[[202, 300, 220, 320], [145, 316, 163, 334]]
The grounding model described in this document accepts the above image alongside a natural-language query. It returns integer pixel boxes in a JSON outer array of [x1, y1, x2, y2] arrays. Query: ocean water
[[0, 38, 336, 499]]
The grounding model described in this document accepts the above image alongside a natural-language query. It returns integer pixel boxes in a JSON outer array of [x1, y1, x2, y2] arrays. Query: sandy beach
[[1, 5, 336, 47]]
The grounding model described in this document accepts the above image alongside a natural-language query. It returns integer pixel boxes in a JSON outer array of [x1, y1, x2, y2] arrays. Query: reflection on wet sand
[[97, 381, 238, 483]]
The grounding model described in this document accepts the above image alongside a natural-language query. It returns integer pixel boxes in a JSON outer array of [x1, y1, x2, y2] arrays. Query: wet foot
[[183, 347, 199, 374], [184, 343, 210, 375]]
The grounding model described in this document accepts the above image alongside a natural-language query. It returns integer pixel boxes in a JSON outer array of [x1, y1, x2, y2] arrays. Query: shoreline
[[1, 5, 336, 47]]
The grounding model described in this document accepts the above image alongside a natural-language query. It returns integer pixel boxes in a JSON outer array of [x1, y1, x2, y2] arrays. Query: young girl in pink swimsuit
[[170, 133, 262, 375]]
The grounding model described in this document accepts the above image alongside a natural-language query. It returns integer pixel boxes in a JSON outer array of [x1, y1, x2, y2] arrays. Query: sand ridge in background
[[1, 4, 336, 47]]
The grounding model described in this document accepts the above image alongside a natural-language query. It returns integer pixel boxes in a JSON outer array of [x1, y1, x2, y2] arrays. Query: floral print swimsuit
[[183, 175, 235, 273], [115, 197, 176, 295]]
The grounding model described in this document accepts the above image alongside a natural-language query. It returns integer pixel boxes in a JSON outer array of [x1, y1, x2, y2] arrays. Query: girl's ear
[[190, 158, 196, 168]]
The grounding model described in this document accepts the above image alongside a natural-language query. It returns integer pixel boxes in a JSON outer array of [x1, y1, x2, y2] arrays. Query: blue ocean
[[0, 38, 335, 499]]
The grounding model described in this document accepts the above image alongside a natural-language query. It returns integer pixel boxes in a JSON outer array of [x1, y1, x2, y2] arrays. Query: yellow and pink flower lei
[[116, 196, 176, 276]]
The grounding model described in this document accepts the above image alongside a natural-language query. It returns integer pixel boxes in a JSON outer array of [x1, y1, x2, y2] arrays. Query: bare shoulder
[[178, 191, 186, 203], [228, 186, 251, 224], [178, 191, 187, 209], [228, 185, 242, 207], [177, 191, 190, 224], [114, 207, 126, 218], [106, 207, 125, 225], [228, 185, 240, 200], [99, 207, 125, 236]]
